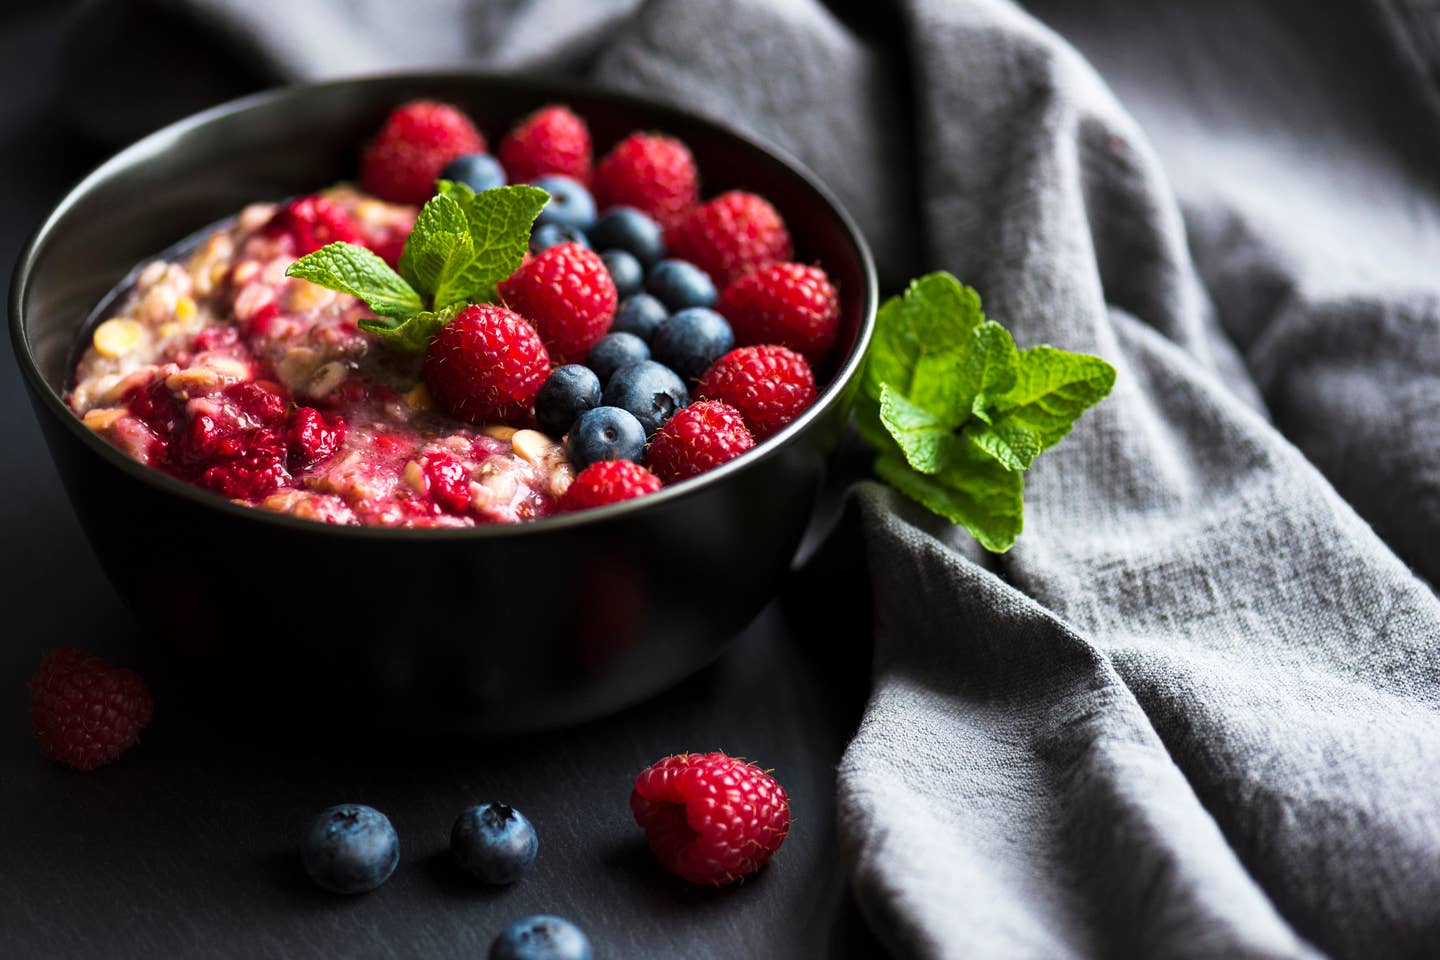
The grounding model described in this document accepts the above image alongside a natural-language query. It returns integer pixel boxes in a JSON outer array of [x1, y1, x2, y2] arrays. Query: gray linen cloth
[[68, 0, 1440, 956]]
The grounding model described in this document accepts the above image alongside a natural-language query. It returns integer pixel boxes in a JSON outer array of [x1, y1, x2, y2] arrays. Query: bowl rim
[[9, 69, 877, 541]]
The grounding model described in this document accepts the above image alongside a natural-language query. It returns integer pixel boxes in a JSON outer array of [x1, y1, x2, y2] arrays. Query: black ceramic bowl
[[10, 73, 875, 731]]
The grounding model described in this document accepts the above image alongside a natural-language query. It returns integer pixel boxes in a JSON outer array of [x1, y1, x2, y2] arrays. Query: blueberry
[[610, 294, 668, 343], [646, 259, 717, 311], [535, 364, 602, 438], [600, 249, 644, 299], [300, 804, 399, 895], [651, 307, 734, 381], [587, 332, 651, 384], [567, 406, 647, 470], [532, 175, 596, 231], [440, 153, 507, 193], [589, 206, 665, 267], [602, 360, 689, 436], [450, 802, 538, 885], [489, 915, 592, 960], [531, 222, 590, 254]]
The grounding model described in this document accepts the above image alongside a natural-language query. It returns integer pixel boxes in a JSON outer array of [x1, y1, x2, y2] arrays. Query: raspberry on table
[[560, 459, 662, 512], [644, 399, 754, 484], [630, 751, 791, 885], [717, 261, 840, 363], [696, 345, 817, 440], [29, 647, 154, 771], [423, 303, 551, 424], [262, 196, 361, 255], [498, 242, 617, 365], [666, 191, 792, 287], [499, 104, 593, 186], [360, 100, 486, 204], [593, 132, 699, 231]]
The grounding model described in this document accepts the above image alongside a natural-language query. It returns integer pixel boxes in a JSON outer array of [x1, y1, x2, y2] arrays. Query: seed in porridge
[[92, 318, 146, 358]]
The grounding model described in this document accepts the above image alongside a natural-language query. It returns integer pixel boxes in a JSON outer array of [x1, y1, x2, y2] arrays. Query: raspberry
[[717, 262, 840, 363], [199, 428, 290, 500], [559, 460, 662, 512], [498, 242, 617, 365], [224, 380, 288, 426], [360, 100, 486, 204], [644, 400, 754, 484], [262, 195, 361, 255], [422, 452, 474, 513], [630, 752, 791, 885], [666, 191, 792, 287], [696, 345, 817, 440], [424, 303, 551, 424], [286, 407, 347, 470], [498, 105, 592, 186], [30, 647, 154, 771], [593, 133, 699, 231]]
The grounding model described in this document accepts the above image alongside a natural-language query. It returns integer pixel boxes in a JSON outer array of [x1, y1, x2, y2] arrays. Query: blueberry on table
[[450, 802, 539, 885], [610, 294, 668, 343], [651, 307, 734, 380], [535, 364, 602, 438], [531, 222, 590, 254], [532, 175, 596, 231], [646, 258, 717, 311], [600, 249, 645, 299], [587, 332, 651, 384], [489, 915, 592, 960], [440, 153, 507, 193], [300, 804, 399, 895], [602, 360, 689, 435], [567, 406, 647, 470], [589, 206, 665, 267]]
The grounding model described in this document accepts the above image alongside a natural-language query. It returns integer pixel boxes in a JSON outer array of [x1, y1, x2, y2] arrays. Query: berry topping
[[498, 105, 593, 186], [589, 207, 666, 267], [423, 452, 475, 514], [587, 331, 650, 384], [441, 152, 507, 193], [531, 222, 590, 254], [490, 915, 593, 960], [697, 345, 817, 440], [286, 407, 348, 470], [263, 196, 361, 256], [601, 360, 689, 435], [593, 133, 699, 231], [600, 249, 644, 299], [498, 242, 617, 365], [535, 364, 602, 438], [29, 647, 153, 771], [559, 460, 663, 512], [645, 259, 716, 312], [424, 303, 552, 424], [301, 804, 400, 895], [566, 406, 647, 471], [718, 262, 840, 362], [200, 429, 291, 501], [645, 400, 754, 484], [666, 191, 792, 286], [450, 802, 539, 885], [532, 175, 596, 231], [630, 751, 791, 885], [361, 100, 486, 204], [651, 307, 733, 381], [610, 294, 668, 343]]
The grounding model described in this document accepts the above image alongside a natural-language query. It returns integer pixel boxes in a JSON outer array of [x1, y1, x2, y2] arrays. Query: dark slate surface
[[0, 7, 885, 957]]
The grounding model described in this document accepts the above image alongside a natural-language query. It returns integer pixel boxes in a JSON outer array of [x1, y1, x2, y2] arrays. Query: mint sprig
[[283, 182, 549, 352], [857, 272, 1115, 552]]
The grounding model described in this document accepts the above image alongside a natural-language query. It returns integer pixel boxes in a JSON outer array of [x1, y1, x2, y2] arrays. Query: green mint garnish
[[857, 271, 1115, 552], [284, 182, 549, 353]]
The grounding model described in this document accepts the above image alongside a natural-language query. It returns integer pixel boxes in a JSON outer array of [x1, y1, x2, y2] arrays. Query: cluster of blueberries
[[302, 801, 590, 960], [441, 155, 735, 471]]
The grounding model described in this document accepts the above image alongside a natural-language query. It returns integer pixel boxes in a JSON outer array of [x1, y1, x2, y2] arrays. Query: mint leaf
[[863, 272, 985, 420], [874, 439, 1024, 552], [432, 181, 549, 308], [286, 242, 423, 321], [879, 384, 955, 474], [357, 302, 463, 354], [966, 345, 1116, 471], [397, 192, 471, 299]]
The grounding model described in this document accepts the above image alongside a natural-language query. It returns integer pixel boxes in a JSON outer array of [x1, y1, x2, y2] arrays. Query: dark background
[[0, 3, 885, 957]]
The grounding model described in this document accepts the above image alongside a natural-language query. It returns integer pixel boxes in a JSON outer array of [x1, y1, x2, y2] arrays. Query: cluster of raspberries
[[354, 100, 843, 513]]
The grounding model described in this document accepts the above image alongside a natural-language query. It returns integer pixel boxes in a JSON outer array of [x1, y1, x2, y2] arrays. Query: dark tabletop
[[0, 6, 886, 957]]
